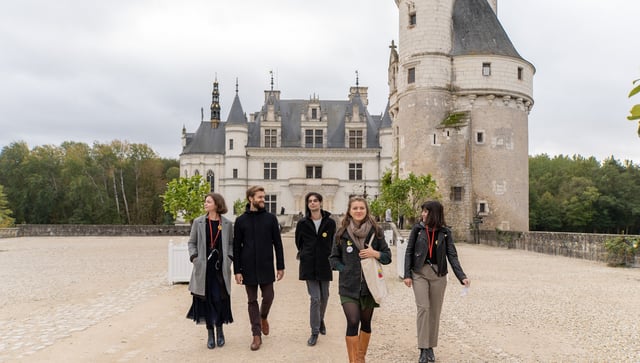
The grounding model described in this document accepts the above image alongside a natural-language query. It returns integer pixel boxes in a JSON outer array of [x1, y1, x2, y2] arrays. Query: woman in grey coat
[[186, 192, 234, 349]]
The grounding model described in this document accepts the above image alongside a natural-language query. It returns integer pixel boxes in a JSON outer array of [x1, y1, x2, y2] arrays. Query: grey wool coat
[[187, 214, 234, 297]]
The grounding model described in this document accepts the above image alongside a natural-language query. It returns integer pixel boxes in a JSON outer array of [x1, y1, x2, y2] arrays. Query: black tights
[[342, 302, 374, 336]]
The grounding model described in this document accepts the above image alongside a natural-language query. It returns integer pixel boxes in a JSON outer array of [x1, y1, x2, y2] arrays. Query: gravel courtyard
[[1, 233, 639, 362]]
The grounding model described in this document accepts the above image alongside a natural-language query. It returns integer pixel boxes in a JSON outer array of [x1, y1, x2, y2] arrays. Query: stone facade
[[390, 0, 534, 239]]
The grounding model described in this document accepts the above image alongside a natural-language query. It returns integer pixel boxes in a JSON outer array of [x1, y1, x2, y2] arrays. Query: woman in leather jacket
[[403, 201, 470, 363], [330, 196, 391, 363]]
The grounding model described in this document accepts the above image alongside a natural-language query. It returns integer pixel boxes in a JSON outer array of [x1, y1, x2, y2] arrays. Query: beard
[[251, 200, 264, 209]]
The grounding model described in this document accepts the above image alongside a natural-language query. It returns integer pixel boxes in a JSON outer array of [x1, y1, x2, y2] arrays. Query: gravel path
[[0, 234, 638, 362]]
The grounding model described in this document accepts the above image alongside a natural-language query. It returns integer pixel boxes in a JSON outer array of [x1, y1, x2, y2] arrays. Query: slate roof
[[180, 121, 226, 155], [451, 0, 523, 59]]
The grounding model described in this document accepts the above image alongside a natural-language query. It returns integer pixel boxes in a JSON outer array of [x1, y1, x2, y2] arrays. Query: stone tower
[[389, 0, 534, 238]]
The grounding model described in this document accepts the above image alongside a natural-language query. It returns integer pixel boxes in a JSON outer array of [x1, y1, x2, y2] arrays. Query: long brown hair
[[421, 200, 446, 228], [336, 196, 381, 240]]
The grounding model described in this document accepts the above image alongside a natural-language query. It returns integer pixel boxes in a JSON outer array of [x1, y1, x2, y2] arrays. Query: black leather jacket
[[403, 222, 467, 284]]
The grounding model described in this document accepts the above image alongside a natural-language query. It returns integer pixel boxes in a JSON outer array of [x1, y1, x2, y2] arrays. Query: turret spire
[[210, 76, 221, 127]]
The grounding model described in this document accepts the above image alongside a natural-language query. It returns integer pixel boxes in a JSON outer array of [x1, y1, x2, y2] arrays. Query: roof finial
[[270, 70, 274, 91], [355, 70, 360, 94], [214, 72, 218, 82], [235, 77, 239, 95]]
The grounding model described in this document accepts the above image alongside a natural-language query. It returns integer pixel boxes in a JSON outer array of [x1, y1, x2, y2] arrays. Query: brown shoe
[[261, 318, 270, 335], [250, 335, 262, 351]]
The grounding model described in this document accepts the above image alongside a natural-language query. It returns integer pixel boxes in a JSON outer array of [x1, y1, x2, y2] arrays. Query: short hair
[[205, 192, 228, 214], [305, 192, 323, 203], [246, 185, 265, 201]]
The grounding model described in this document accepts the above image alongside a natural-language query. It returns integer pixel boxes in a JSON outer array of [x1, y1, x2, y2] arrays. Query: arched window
[[207, 170, 215, 192]]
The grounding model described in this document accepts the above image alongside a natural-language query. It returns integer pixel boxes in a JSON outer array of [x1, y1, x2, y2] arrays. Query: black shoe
[[207, 328, 215, 349], [426, 347, 435, 362], [216, 325, 225, 347], [307, 334, 318, 346], [419, 349, 428, 363], [319, 320, 326, 335]]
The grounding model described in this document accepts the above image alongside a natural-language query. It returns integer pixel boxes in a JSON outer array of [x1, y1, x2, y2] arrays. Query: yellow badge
[[347, 240, 352, 246], [322, 232, 327, 237]]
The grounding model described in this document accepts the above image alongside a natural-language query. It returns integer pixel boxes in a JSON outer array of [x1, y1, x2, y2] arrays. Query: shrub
[[604, 236, 639, 267]]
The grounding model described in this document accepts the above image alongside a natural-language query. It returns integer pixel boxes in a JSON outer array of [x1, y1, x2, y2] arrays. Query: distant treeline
[[1, 141, 639, 233], [530, 154, 640, 234], [0, 141, 179, 225]]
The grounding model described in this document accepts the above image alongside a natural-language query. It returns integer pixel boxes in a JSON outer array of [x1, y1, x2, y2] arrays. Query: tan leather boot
[[357, 330, 371, 363], [345, 336, 359, 363]]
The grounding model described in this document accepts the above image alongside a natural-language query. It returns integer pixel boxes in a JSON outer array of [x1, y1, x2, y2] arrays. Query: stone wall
[[477, 230, 640, 263], [1, 224, 191, 238]]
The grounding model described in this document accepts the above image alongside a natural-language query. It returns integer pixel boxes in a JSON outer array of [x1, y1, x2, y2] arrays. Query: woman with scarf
[[330, 196, 391, 363], [403, 200, 470, 363], [186, 192, 234, 350]]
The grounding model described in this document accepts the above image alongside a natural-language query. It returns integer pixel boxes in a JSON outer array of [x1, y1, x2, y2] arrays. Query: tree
[[0, 185, 14, 227], [161, 175, 209, 224], [233, 198, 246, 216], [628, 78, 640, 136], [375, 170, 439, 224]]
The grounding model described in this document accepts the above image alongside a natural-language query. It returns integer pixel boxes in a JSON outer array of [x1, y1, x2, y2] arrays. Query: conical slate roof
[[451, 0, 523, 59], [226, 94, 247, 124]]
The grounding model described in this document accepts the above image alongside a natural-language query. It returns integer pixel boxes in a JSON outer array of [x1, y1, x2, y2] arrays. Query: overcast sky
[[2, 1, 639, 163]]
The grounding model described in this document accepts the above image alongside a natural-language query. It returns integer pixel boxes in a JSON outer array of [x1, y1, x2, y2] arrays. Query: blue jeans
[[306, 280, 330, 334]]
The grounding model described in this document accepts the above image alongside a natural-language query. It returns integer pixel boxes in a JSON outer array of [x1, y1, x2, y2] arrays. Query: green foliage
[[628, 79, 640, 136], [233, 198, 246, 216], [0, 184, 15, 228], [0, 140, 178, 225], [161, 175, 209, 223], [441, 111, 468, 126], [529, 154, 640, 233], [375, 170, 439, 223], [604, 236, 639, 266]]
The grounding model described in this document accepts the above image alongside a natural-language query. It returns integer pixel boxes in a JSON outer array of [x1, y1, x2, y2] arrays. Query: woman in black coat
[[403, 200, 470, 363], [329, 196, 391, 362]]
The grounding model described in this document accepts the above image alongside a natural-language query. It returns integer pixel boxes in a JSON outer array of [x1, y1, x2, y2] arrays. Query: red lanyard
[[208, 219, 222, 249], [426, 226, 436, 258]]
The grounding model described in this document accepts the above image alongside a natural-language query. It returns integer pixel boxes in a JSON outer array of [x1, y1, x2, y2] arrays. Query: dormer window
[[311, 108, 318, 120]]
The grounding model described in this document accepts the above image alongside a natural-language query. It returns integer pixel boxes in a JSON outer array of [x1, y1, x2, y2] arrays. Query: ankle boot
[[419, 348, 428, 363], [216, 325, 225, 347], [207, 328, 215, 349], [345, 336, 359, 363], [357, 330, 371, 363]]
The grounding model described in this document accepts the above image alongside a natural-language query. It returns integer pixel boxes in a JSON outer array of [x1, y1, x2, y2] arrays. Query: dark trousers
[[245, 283, 274, 336]]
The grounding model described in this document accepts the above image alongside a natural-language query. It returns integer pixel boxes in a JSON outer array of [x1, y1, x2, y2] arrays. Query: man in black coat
[[233, 186, 285, 351], [295, 192, 336, 346]]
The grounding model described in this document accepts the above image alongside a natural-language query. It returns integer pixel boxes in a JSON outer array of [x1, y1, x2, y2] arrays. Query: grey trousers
[[412, 264, 447, 348], [306, 280, 330, 334]]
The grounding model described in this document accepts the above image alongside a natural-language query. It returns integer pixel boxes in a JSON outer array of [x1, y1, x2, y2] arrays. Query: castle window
[[349, 163, 363, 181], [348, 130, 363, 149], [432, 134, 437, 145], [207, 170, 214, 192], [476, 131, 484, 144], [264, 162, 277, 180], [233, 168, 238, 179], [305, 129, 323, 148], [229, 139, 234, 150], [311, 108, 318, 120], [482, 63, 491, 76], [306, 165, 322, 179], [408, 67, 416, 84], [194, 169, 200, 176], [517, 67, 523, 80], [265, 194, 277, 214], [264, 129, 277, 147], [451, 186, 463, 202], [478, 201, 489, 215], [409, 12, 416, 26]]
